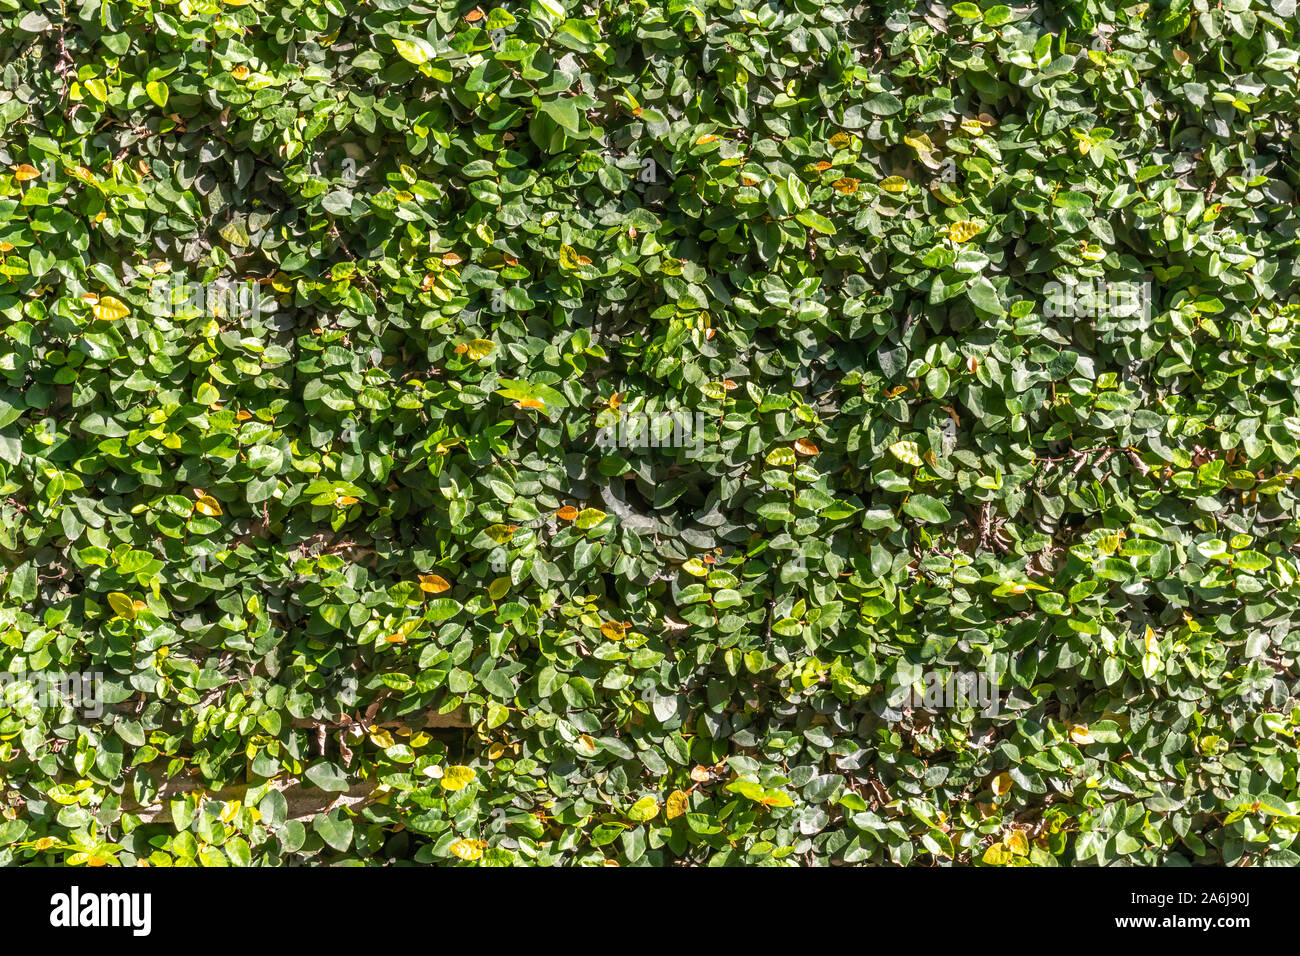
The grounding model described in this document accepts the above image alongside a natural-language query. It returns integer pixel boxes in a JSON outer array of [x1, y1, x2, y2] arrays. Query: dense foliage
[[2, 0, 1300, 867]]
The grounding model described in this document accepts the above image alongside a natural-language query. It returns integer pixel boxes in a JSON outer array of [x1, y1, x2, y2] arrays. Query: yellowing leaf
[[666, 790, 689, 819], [765, 446, 796, 467], [600, 621, 626, 641], [14, 164, 40, 182], [440, 765, 477, 791], [794, 438, 819, 456], [391, 37, 433, 65], [1006, 830, 1029, 855], [419, 573, 450, 594], [960, 118, 984, 136], [832, 177, 859, 194], [828, 132, 851, 149], [488, 576, 511, 601], [627, 796, 660, 822], [879, 175, 909, 193], [991, 772, 1013, 796], [559, 244, 586, 270], [449, 838, 485, 860], [465, 339, 495, 361], [92, 295, 130, 321], [441, 252, 463, 266], [682, 558, 708, 577], [1070, 724, 1094, 745], [947, 220, 983, 243], [574, 507, 606, 529], [194, 494, 223, 516], [107, 592, 137, 620], [1144, 626, 1159, 655], [890, 440, 923, 467], [982, 842, 1012, 865]]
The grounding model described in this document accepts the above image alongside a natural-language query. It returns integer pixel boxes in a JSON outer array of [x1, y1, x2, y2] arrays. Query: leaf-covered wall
[[1, 0, 1299, 865]]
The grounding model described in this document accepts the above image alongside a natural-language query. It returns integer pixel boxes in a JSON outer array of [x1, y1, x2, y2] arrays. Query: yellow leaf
[[419, 573, 450, 594], [1070, 724, 1094, 745], [488, 576, 511, 601], [828, 132, 851, 149], [982, 842, 1012, 865], [765, 446, 796, 467], [555, 506, 579, 521], [449, 838, 485, 860], [601, 621, 626, 641], [440, 765, 477, 791], [695, 134, 719, 145], [666, 790, 689, 819], [879, 175, 909, 193], [107, 592, 137, 619], [947, 220, 983, 243], [574, 507, 606, 529], [485, 523, 518, 543], [890, 440, 923, 467], [960, 118, 984, 136], [231, 65, 250, 80], [794, 438, 819, 456], [577, 734, 597, 754], [682, 558, 708, 577], [441, 252, 463, 266], [194, 494, 223, 516], [91, 295, 130, 321], [991, 772, 1013, 796], [466, 339, 495, 361], [832, 177, 859, 194], [1144, 625, 1159, 655], [627, 796, 660, 822], [1006, 830, 1029, 855], [14, 164, 40, 182]]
